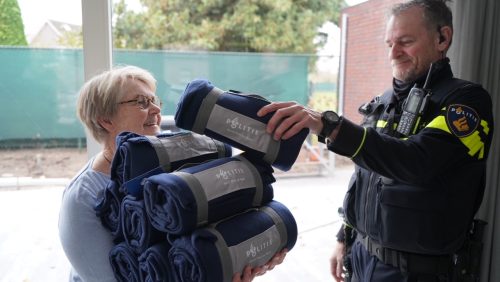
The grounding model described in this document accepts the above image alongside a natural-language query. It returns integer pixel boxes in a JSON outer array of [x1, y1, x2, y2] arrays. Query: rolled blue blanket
[[139, 241, 176, 282], [143, 154, 275, 235], [169, 200, 297, 282], [95, 181, 125, 242], [112, 131, 232, 196], [109, 242, 141, 282], [120, 195, 166, 254], [174, 79, 309, 171]]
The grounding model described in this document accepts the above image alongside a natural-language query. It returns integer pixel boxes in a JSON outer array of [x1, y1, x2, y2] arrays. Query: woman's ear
[[97, 117, 114, 132]]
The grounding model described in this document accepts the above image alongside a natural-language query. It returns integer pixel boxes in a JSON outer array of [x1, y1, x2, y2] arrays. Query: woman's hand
[[257, 102, 322, 141], [231, 249, 288, 282]]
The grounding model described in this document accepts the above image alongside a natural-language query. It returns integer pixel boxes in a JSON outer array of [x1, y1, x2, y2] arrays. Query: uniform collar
[[392, 58, 453, 101]]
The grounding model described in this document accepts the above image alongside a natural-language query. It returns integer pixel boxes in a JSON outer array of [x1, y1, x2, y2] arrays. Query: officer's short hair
[[390, 0, 453, 33]]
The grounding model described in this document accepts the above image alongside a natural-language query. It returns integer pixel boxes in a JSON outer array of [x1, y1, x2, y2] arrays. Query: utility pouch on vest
[[338, 207, 355, 281], [359, 95, 387, 129], [343, 253, 353, 282], [451, 219, 487, 282]]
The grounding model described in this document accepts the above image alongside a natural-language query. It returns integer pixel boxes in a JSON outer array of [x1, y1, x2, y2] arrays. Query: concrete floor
[[0, 165, 354, 282]]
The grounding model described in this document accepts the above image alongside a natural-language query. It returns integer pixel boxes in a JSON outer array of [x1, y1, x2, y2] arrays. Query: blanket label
[[206, 105, 275, 153], [193, 160, 257, 200], [229, 225, 281, 272], [160, 133, 218, 162]]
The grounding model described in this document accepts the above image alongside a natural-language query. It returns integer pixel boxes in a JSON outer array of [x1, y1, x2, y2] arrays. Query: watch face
[[319, 110, 340, 141], [324, 111, 339, 122]]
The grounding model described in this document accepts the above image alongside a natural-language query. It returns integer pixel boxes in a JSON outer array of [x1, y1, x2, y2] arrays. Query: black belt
[[360, 235, 452, 274]]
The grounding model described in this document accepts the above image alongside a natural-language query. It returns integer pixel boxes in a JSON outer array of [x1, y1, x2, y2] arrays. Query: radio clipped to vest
[[396, 63, 436, 136]]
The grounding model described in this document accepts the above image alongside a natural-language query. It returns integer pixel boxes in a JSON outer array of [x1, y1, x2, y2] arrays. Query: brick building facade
[[340, 0, 401, 124]]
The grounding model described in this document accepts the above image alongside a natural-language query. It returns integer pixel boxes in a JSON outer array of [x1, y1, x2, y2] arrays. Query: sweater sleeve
[[59, 168, 117, 282]]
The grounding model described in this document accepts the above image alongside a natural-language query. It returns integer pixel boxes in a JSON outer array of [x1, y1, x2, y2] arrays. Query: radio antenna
[[422, 63, 434, 89]]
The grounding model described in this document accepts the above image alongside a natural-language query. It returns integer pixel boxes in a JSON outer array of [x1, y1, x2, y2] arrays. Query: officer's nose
[[389, 43, 402, 60]]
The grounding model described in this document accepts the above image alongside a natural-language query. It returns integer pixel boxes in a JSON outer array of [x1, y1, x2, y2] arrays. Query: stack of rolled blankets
[[95, 79, 309, 282]]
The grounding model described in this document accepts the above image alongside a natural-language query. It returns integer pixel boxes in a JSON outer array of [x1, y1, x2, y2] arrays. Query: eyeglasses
[[118, 95, 162, 110]]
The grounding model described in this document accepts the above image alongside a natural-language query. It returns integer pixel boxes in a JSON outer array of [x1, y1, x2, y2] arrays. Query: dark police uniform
[[329, 58, 494, 281]]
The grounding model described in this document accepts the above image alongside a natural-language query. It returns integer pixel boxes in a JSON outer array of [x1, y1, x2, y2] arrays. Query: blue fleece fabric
[[120, 195, 166, 255], [142, 155, 275, 235], [174, 79, 309, 171], [112, 131, 232, 197], [138, 241, 176, 282], [168, 200, 297, 282], [95, 180, 126, 243], [109, 242, 142, 282]]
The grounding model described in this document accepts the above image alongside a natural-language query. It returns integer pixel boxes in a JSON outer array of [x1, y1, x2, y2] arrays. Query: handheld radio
[[396, 64, 434, 136]]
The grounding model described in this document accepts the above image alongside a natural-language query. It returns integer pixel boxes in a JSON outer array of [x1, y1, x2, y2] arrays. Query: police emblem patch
[[446, 104, 479, 137]]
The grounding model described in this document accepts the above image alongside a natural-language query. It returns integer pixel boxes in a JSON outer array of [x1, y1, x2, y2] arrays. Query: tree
[[58, 29, 83, 48], [113, 0, 345, 53], [0, 0, 28, 46]]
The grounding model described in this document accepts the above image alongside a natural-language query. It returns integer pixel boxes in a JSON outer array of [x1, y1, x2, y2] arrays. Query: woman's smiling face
[[110, 78, 162, 137]]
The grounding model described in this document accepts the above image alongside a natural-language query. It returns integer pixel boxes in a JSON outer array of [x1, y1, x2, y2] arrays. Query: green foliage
[[113, 0, 345, 52], [0, 0, 28, 46], [58, 29, 83, 48], [307, 90, 337, 145], [308, 91, 337, 112]]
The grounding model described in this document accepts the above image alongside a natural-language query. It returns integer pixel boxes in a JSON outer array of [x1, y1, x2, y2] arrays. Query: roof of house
[[29, 19, 81, 47], [45, 20, 81, 36]]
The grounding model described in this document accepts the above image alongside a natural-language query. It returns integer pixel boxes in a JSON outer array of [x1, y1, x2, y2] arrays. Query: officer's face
[[385, 6, 445, 82]]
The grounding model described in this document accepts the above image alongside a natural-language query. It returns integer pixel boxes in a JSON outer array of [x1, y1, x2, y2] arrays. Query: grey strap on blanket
[[260, 206, 288, 250], [172, 157, 264, 227], [215, 139, 229, 158], [208, 227, 235, 281], [192, 87, 224, 134], [191, 87, 280, 166], [173, 171, 209, 226], [146, 133, 227, 172], [208, 206, 288, 281], [233, 155, 264, 206], [146, 135, 172, 172], [262, 141, 280, 166]]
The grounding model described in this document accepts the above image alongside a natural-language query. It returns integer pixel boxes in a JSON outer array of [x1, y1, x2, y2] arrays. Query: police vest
[[344, 77, 487, 255]]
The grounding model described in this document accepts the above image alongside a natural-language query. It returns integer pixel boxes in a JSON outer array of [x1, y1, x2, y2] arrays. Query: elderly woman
[[58, 65, 285, 282], [58, 66, 163, 281]]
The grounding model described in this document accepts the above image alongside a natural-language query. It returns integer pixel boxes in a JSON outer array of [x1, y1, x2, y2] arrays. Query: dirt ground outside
[[0, 148, 88, 179], [0, 146, 353, 179]]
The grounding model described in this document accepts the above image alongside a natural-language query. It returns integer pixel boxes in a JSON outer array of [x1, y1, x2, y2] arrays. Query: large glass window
[[110, 1, 343, 281], [0, 1, 350, 281], [1, 1, 85, 280]]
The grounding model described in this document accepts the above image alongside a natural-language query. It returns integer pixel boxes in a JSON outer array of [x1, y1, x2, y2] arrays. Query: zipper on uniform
[[364, 172, 375, 234]]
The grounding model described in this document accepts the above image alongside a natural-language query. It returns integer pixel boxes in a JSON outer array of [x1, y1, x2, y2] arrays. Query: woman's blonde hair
[[76, 65, 157, 143]]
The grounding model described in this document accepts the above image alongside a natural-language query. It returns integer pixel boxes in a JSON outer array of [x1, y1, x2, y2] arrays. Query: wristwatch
[[318, 110, 341, 144]]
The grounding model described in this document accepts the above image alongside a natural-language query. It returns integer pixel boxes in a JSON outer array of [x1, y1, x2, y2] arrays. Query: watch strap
[[318, 135, 327, 144], [318, 111, 338, 143]]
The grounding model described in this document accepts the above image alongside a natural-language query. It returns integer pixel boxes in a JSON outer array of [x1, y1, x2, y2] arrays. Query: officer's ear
[[437, 26, 453, 51]]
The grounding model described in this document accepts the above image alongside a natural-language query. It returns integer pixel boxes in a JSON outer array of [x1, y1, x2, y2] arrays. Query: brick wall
[[340, 0, 402, 124]]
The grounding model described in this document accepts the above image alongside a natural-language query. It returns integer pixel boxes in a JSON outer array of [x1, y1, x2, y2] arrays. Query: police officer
[[257, 0, 494, 281]]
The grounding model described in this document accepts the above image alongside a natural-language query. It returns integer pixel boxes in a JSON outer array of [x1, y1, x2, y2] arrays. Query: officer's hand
[[232, 249, 288, 282], [330, 242, 346, 282], [257, 102, 322, 141]]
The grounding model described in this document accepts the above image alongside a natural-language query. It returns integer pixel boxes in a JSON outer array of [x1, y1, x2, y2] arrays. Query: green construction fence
[[0, 47, 311, 148]]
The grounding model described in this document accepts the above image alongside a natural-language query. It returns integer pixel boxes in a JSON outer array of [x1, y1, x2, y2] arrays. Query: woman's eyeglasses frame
[[117, 95, 162, 110]]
